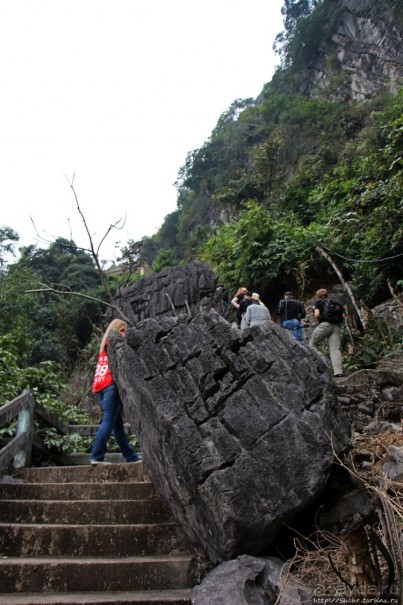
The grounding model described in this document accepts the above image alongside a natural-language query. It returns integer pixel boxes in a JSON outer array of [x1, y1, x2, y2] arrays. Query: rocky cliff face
[[301, 0, 403, 101], [113, 262, 218, 325]]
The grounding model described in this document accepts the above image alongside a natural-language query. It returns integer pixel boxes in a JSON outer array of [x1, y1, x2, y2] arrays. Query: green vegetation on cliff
[[200, 92, 403, 304], [0, 0, 402, 421], [141, 0, 402, 306]]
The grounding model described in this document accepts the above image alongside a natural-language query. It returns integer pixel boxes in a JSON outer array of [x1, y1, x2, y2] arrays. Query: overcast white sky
[[1, 0, 284, 264]]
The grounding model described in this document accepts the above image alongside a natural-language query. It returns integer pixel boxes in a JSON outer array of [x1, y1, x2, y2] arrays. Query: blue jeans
[[281, 319, 303, 343], [91, 384, 139, 462]]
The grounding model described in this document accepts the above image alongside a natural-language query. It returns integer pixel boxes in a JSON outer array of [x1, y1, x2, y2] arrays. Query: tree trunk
[[316, 245, 367, 331], [342, 527, 376, 597]]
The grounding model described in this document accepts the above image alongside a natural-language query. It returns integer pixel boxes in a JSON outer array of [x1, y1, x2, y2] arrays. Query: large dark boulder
[[109, 312, 349, 563], [192, 555, 313, 605]]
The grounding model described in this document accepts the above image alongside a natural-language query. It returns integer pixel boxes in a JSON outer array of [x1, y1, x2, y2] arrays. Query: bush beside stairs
[[0, 459, 202, 604]]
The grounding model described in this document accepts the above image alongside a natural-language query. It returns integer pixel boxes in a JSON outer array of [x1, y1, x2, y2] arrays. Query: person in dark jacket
[[277, 291, 306, 344], [231, 287, 248, 327], [217, 284, 229, 317], [239, 291, 253, 329]]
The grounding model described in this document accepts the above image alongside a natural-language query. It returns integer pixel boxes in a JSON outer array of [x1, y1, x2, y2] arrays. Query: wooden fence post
[[13, 389, 35, 468]]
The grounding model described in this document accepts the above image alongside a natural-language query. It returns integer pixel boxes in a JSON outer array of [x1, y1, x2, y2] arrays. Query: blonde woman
[[230, 287, 249, 328], [90, 319, 142, 464]]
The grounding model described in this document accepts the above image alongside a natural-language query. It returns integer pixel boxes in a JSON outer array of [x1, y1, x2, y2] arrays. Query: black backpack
[[321, 299, 344, 324]]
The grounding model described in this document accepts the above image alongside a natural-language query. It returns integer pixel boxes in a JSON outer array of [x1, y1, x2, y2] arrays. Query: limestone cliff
[[300, 0, 403, 100]]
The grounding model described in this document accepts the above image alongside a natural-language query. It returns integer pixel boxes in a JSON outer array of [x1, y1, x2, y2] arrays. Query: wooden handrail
[[0, 389, 70, 470], [0, 390, 32, 425], [0, 389, 35, 469], [0, 390, 134, 470]]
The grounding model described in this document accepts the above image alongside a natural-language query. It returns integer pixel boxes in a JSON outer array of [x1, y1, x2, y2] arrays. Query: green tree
[[274, 0, 319, 64], [152, 249, 179, 273], [1, 238, 103, 368], [0, 226, 19, 275], [199, 201, 317, 293], [200, 91, 402, 307]]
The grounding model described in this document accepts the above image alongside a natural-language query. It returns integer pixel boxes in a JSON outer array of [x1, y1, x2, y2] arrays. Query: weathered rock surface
[[192, 555, 312, 605], [318, 485, 376, 535], [113, 262, 218, 325], [334, 357, 403, 433], [372, 298, 403, 331], [109, 311, 349, 562], [381, 446, 403, 482], [301, 0, 403, 101]]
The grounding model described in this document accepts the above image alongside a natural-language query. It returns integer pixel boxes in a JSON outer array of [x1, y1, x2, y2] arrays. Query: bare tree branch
[[165, 293, 178, 318], [316, 245, 367, 331], [27, 175, 133, 325], [63, 174, 127, 312], [24, 286, 132, 325]]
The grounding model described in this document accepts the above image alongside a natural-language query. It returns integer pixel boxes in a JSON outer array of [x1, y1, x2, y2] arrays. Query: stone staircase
[[0, 462, 202, 604]]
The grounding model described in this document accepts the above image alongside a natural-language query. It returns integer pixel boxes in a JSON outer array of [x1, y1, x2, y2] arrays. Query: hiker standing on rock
[[244, 293, 271, 328], [90, 319, 142, 465], [217, 284, 229, 317], [230, 287, 248, 328], [239, 291, 253, 329], [309, 288, 345, 377], [277, 291, 306, 344]]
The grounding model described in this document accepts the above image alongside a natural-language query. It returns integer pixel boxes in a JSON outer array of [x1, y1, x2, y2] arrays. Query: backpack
[[321, 299, 344, 324]]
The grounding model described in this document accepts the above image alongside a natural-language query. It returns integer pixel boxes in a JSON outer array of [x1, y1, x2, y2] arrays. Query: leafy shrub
[[0, 334, 91, 454], [348, 317, 403, 368]]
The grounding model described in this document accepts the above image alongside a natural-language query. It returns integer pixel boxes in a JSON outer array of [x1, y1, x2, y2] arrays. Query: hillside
[[1, 0, 401, 399], [139, 0, 403, 308]]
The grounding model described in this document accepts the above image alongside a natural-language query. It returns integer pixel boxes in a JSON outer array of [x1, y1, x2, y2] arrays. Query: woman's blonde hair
[[100, 319, 128, 353], [234, 286, 248, 296]]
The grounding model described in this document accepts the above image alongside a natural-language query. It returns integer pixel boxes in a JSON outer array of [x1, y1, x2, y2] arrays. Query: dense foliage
[[0, 332, 92, 453], [1, 0, 402, 444], [0, 238, 104, 369], [0, 238, 110, 453], [199, 92, 403, 305], [139, 0, 402, 308]]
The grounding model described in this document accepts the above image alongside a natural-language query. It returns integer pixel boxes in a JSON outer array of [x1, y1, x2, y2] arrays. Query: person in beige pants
[[310, 288, 345, 377]]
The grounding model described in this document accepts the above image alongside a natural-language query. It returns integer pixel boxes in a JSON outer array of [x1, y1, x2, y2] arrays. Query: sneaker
[[126, 454, 143, 463], [90, 459, 112, 465]]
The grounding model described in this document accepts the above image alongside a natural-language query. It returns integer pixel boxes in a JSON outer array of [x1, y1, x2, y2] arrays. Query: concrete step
[[0, 499, 172, 524], [64, 453, 132, 465], [0, 522, 192, 557], [16, 463, 146, 483], [0, 481, 156, 500], [0, 556, 199, 593], [0, 589, 192, 604], [0, 461, 202, 600], [68, 424, 134, 436]]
